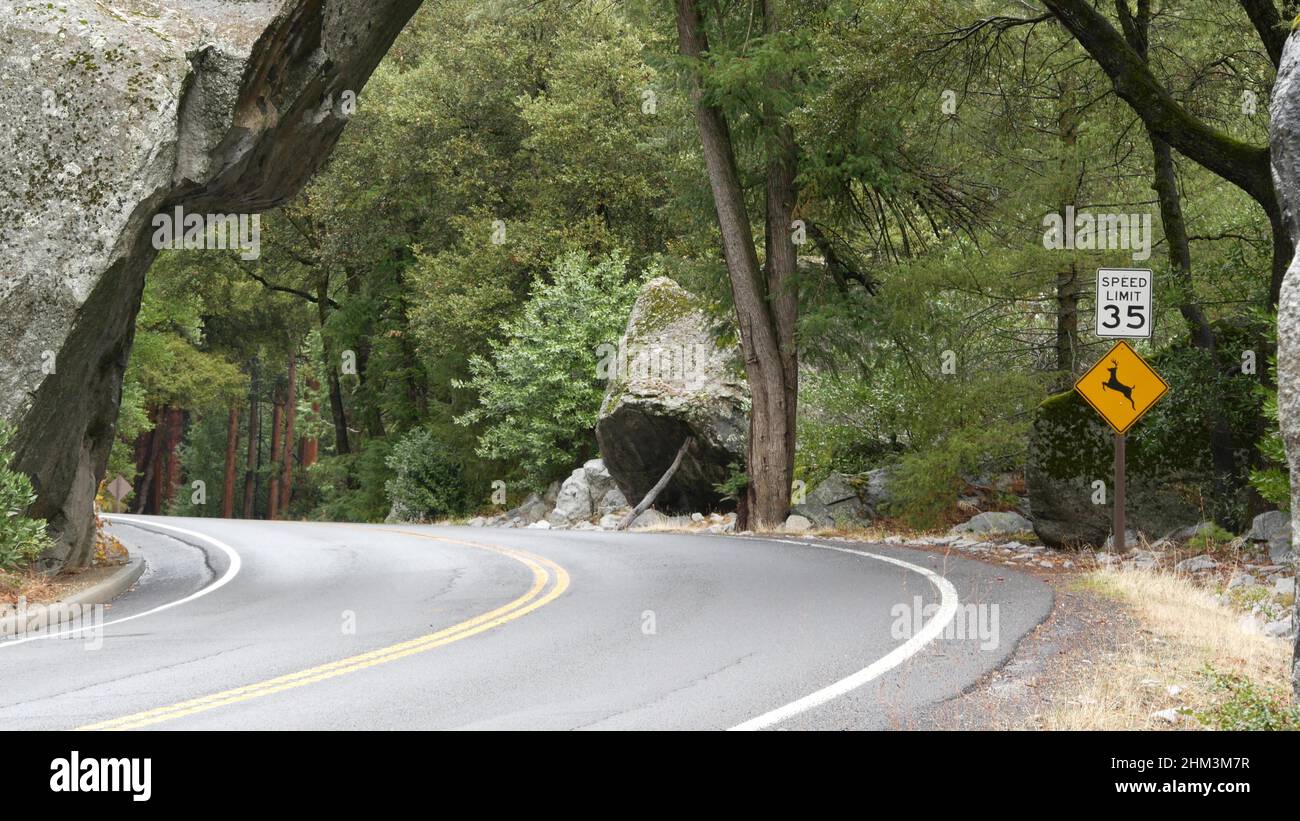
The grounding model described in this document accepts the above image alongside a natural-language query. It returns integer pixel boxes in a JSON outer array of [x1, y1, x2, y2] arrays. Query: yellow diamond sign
[[1074, 340, 1168, 434]]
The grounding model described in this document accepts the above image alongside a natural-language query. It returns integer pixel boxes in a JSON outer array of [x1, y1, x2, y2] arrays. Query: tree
[[675, 0, 800, 529]]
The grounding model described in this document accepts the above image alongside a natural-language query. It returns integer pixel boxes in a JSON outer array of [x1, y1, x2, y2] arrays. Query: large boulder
[[0, 0, 422, 570], [595, 277, 747, 513]]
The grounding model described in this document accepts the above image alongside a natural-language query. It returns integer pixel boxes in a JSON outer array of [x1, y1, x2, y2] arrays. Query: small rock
[[527, 520, 552, 530], [1274, 576, 1296, 596], [950, 511, 1033, 537], [630, 509, 669, 529], [1151, 708, 1182, 724], [466, 516, 486, 528], [1166, 685, 1183, 697], [781, 514, 813, 533], [1247, 509, 1293, 563], [596, 487, 629, 515], [1175, 555, 1218, 573], [1263, 615, 1295, 639], [690, 512, 704, 522], [1227, 571, 1259, 590]]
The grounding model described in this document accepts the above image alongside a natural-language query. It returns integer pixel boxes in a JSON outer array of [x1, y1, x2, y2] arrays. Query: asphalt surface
[[0, 516, 1053, 730]]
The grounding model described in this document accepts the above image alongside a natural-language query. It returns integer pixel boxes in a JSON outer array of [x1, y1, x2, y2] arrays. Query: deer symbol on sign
[[1101, 360, 1135, 410]]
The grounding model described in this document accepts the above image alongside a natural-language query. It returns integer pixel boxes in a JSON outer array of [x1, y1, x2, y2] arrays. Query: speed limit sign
[[1096, 268, 1152, 339]]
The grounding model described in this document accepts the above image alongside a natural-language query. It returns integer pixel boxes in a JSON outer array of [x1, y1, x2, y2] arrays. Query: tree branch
[[1041, 0, 1275, 210]]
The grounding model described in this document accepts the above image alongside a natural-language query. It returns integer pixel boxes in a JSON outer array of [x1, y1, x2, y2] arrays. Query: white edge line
[[728, 537, 959, 731], [0, 516, 242, 648]]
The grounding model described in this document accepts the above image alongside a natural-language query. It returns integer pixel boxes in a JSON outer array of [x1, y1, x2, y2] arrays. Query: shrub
[[385, 428, 467, 521], [1192, 668, 1300, 731], [454, 251, 641, 487], [0, 424, 52, 569], [309, 439, 395, 523]]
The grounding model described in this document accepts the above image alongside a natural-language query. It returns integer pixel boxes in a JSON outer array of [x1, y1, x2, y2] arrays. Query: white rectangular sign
[[1096, 268, 1152, 339]]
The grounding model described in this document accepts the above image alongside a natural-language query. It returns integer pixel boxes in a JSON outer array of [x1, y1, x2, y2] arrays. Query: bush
[[1192, 668, 1300, 731], [385, 428, 467, 521], [309, 439, 395, 523], [454, 251, 642, 487], [0, 424, 52, 569]]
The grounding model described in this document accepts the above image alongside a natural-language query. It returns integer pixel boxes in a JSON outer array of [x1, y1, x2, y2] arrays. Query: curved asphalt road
[[0, 516, 1052, 730]]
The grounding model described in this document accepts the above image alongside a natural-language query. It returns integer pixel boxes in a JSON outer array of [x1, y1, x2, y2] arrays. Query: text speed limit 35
[[1096, 267, 1152, 339]]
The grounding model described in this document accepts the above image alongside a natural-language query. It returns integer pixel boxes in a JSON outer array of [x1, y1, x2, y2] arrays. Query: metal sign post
[[1114, 434, 1125, 552]]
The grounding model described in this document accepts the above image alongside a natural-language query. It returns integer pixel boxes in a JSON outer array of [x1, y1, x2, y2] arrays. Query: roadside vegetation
[[1042, 567, 1293, 730]]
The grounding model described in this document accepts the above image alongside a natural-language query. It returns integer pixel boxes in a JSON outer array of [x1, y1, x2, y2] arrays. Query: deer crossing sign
[[1074, 340, 1168, 434], [1096, 267, 1152, 339]]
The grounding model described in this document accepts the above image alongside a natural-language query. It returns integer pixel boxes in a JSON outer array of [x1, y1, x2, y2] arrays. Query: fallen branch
[[618, 437, 694, 531]]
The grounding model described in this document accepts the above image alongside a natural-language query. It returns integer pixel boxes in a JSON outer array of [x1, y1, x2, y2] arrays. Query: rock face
[[595, 277, 747, 513], [0, 0, 422, 569], [1269, 31, 1300, 696], [1027, 389, 1216, 549]]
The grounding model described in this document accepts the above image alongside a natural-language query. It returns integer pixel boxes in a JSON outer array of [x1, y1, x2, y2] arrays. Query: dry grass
[[1037, 566, 1293, 730], [0, 567, 61, 606]]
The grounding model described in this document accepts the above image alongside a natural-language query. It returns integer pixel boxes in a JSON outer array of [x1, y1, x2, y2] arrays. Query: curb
[[0, 552, 145, 637]]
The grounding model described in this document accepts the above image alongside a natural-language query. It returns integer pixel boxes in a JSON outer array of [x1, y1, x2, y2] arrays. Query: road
[[0, 516, 1053, 730]]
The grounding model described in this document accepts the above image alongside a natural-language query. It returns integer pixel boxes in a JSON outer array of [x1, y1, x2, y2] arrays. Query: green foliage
[[455, 252, 642, 486], [1250, 335, 1290, 509], [1250, 388, 1290, 509], [889, 423, 1029, 529], [0, 424, 52, 569], [384, 428, 467, 521], [1192, 668, 1300, 731], [713, 462, 749, 504], [309, 440, 395, 524], [1184, 523, 1236, 554]]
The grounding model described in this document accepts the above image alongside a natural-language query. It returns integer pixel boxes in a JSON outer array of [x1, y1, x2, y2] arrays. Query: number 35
[[1101, 305, 1145, 329]]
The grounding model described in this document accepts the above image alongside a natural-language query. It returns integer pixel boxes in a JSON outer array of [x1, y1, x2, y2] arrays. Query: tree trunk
[[302, 378, 320, 468], [221, 406, 239, 518], [267, 388, 284, 521], [1054, 74, 1082, 384], [242, 365, 261, 519], [133, 405, 164, 514], [279, 352, 297, 515], [161, 406, 184, 510], [677, 0, 797, 530], [316, 273, 351, 456]]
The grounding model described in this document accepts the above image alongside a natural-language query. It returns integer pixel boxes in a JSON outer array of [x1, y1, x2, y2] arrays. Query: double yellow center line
[[79, 529, 569, 731]]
